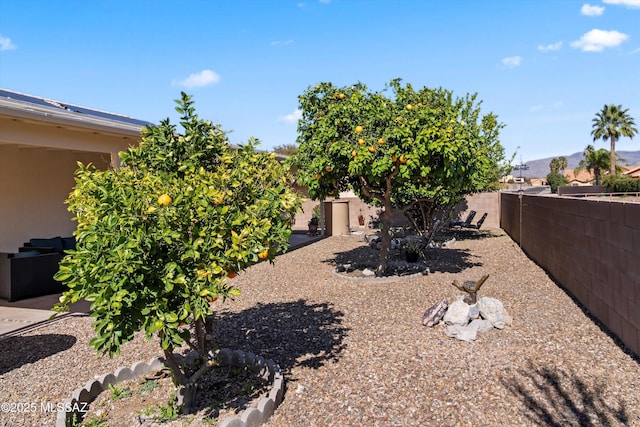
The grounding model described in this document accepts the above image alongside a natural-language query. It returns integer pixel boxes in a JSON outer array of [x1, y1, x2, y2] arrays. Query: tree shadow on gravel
[[0, 334, 77, 374], [214, 300, 348, 374], [500, 360, 630, 426], [325, 245, 482, 274]]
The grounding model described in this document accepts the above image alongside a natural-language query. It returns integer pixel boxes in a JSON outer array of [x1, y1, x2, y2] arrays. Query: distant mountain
[[514, 150, 640, 179]]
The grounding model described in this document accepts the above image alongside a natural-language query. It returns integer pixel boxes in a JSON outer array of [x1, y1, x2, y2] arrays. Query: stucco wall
[[0, 144, 110, 252], [501, 193, 640, 357]]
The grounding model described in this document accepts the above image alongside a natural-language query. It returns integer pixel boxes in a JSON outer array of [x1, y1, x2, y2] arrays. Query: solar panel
[[0, 89, 155, 127]]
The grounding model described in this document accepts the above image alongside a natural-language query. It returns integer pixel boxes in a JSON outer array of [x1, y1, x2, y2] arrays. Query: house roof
[[564, 168, 594, 184], [0, 88, 155, 135], [622, 165, 640, 178]]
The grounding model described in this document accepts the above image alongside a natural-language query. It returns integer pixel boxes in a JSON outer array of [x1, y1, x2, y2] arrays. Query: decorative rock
[[477, 297, 506, 329], [468, 304, 480, 320], [362, 268, 376, 277], [444, 324, 478, 342], [422, 299, 449, 327], [445, 318, 495, 341], [469, 318, 494, 334], [443, 300, 470, 326]]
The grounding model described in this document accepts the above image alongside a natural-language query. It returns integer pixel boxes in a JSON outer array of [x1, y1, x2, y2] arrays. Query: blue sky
[[1, 0, 639, 163]]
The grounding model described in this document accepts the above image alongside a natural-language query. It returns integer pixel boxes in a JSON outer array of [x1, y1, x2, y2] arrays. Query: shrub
[[54, 93, 302, 390]]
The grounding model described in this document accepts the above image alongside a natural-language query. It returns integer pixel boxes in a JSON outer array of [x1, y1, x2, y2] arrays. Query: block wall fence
[[501, 192, 640, 357]]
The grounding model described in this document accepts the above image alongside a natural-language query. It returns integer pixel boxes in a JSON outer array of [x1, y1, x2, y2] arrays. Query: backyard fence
[[501, 192, 640, 357]]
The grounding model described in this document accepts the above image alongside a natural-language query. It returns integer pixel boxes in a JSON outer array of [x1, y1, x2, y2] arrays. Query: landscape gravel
[[1, 228, 639, 426]]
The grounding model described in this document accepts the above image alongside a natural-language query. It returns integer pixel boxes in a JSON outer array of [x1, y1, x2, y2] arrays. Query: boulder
[[422, 299, 448, 327], [477, 297, 506, 329], [468, 304, 480, 320], [443, 300, 470, 326], [469, 318, 494, 334], [444, 324, 477, 342], [444, 318, 494, 342]]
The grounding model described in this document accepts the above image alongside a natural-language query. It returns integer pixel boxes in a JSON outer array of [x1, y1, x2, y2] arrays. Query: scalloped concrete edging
[[57, 348, 284, 427], [331, 269, 426, 283]]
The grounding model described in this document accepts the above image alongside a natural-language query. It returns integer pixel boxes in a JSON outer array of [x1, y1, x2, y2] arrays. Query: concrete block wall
[[501, 192, 640, 357], [452, 192, 501, 229]]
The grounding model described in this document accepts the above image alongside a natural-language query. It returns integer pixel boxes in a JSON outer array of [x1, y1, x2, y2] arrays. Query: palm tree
[[575, 145, 610, 185], [591, 104, 638, 176]]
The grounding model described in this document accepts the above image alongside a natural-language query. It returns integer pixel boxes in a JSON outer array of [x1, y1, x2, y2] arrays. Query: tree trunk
[[610, 135, 617, 176], [376, 198, 394, 276]]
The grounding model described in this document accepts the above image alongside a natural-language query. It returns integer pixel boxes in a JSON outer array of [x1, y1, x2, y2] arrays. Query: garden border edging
[[57, 348, 284, 427]]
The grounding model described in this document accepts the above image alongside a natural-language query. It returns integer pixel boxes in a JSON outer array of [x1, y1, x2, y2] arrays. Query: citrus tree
[[292, 79, 505, 274], [54, 93, 302, 391]]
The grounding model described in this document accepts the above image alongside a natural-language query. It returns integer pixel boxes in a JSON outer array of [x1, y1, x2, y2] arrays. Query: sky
[[1, 0, 639, 164]]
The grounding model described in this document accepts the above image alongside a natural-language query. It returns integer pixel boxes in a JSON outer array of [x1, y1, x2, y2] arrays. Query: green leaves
[[53, 94, 302, 368], [293, 79, 506, 268]]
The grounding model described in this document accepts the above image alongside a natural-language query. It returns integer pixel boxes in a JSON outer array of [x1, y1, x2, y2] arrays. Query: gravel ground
[[1, 228, 639, 426]]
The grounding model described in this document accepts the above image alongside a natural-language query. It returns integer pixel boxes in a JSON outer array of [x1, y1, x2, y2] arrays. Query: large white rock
[[443, 300, 470, 326], [477, 297, 506, 329], [445, 318, 494, 342]]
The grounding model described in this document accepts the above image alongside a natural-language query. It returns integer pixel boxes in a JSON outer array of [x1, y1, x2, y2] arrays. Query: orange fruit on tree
[[358, 138, 365, 145], [315, 173, 322, 179], [399, 155, 408, 164], [325, 166, 333, 172], [352, 150, 358, 157], [378, 138, 385, 144], [338, 93, 346, 100], [368, 146, 377, 153], [157, 194, 172, 206], [391, 155, 398, 163], [258, 249, 269, 260], [406, 104, 414, 111], [227, 270, 236, 279], [355, 125, 364, 133]]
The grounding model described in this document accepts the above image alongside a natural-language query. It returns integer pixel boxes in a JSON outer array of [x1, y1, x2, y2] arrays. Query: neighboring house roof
[[0, 88, 155, 135], [563, 168, 594, 185], [622, 165, 640, 178]]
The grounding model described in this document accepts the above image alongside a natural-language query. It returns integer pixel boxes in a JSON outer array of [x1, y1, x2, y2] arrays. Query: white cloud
[[570, 29, 629, 52], [603, 0, 640, 8], [270, 40, 294, 46], [538, 41, 563, 52], [175, 69, 220, 88], [279, 109, 302, 124], [529, 101, 564, 112], [581, 4, 605, 15], [501, 56, 522, 68], [0, 34, 16, 51]]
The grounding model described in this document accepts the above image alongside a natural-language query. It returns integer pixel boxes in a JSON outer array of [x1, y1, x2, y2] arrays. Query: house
[[0, 89, 153, 253], [563, 168, 594, 186], [622, 165, 640, 178]]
